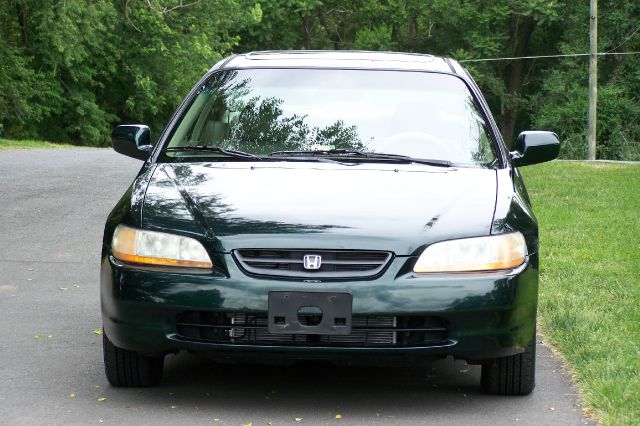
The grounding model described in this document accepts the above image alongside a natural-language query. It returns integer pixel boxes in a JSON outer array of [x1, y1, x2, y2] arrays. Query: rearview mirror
[[111, 125, 153, 161], [510, 131, 560, 167]]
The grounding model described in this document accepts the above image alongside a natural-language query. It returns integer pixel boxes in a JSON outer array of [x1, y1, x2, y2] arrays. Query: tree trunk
[[303, 15, 314, 49], [499, 15, 535, 147], [15, 1, 28, 46]]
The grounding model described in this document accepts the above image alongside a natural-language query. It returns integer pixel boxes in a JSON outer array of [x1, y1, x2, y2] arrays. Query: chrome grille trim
[[233, 249, 393, 279]]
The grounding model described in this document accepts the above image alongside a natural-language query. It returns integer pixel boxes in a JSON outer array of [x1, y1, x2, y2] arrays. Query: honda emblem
[[302, 254, 322, 270]]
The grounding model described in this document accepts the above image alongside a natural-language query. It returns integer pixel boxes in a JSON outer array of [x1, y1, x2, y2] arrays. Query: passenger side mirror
[[111, 125, 153, 161], [510, 131, 560, 167]]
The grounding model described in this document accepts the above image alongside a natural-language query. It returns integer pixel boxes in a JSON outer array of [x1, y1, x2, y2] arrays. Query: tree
[[0, 1, 118, 143], [0, 0, 260, 145], [530, 0, 640, 159], [1, 0, 638, 158]]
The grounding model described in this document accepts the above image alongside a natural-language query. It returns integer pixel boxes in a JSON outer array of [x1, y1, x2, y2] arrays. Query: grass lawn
[[0, 140, 635, 422], [522, 161, 639, 425], [0, 138, 76, 150]]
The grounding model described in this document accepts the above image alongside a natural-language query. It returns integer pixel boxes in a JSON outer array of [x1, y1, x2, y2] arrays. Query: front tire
[[103, 333, 164, 387], [481, 339, 536, 395]]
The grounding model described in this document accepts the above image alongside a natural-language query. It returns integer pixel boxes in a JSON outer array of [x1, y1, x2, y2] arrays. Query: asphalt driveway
[[0, 148, 592, 425]]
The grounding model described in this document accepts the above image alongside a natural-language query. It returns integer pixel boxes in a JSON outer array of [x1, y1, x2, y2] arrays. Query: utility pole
[[587, 0, 598, 160]]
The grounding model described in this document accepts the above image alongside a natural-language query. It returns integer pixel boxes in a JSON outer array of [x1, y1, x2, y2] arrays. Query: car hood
[[142, 162, 497, 256]]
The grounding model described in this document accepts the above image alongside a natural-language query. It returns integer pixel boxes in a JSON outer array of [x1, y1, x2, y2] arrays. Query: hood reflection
[[142, 162, 497, 255]]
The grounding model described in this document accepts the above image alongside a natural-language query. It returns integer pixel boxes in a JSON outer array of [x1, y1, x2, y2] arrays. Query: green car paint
[[101, 51, 559, 393]]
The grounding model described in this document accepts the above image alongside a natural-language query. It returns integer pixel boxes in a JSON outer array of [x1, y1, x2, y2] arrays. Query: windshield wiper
[[269, 149, 453, 167], [270, 149, 366, 157], [165, 146, 261, 160]]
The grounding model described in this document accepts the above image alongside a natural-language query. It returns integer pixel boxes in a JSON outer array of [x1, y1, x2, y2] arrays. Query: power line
[[607, 24, 640, 53], [459, 51, 640, 62]]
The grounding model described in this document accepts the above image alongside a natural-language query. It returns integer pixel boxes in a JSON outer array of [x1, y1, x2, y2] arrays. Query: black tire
[[103, 333, 164, 387], [481, 339, 536, 395]]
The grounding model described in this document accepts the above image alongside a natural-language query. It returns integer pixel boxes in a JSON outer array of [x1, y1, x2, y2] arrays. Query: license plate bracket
[[268, 291, 352, 335]]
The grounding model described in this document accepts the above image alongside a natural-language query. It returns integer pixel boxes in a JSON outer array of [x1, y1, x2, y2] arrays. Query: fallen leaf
[[335, 414, 342, 419], [94, 329, 103, 335], [34, 335, 41, 340], [73, 284, 80, 288], [47, 335, 53, 339], [97, 397, 106, 402], [69, 392, 76, 398], [59, 287, 68, 291]]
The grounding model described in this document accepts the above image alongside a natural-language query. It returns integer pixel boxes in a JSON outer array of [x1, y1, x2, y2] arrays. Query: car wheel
[[102, 332, 164, 387], [481, 339, 535, 395]]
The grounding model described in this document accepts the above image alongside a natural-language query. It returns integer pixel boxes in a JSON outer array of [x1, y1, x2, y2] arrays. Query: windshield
[[163, 68, 497, 166]]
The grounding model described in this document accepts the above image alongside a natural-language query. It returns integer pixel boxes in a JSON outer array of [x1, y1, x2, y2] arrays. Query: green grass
[[0, 140, 636, 421], [0, 138, 76, 150], [521, 161, 640, 425]]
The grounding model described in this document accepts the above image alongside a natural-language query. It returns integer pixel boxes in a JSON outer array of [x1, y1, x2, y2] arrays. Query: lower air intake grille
[[233, 249, 393, 279], [176, 312, 448, 347]]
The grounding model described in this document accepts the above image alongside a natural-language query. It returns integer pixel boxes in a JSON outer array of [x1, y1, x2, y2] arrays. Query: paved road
[[0, 149, 592, 426]]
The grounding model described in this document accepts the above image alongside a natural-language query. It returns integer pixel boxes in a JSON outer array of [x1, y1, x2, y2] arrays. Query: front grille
[[233, 249, 393, 279], [176, 312, 448, 347]]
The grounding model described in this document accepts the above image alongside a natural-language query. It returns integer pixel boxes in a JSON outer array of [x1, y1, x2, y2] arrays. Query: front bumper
[[101, 253, 538, 362]]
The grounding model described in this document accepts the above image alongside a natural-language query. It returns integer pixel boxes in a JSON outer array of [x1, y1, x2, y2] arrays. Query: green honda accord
[[101, 50, 559, 395]]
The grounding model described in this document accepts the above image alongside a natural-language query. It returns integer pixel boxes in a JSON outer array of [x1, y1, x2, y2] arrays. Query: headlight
[[413, 232, 527, 273], [111, 225, 212, 268]]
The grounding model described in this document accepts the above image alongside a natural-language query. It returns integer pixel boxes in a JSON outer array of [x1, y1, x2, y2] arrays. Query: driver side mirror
[[510, 131, 560, 167], [111, 125, 153, 161]]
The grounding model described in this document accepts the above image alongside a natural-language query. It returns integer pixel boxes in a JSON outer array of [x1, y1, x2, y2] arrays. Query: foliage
[[222, 96, 363, 153], [0, 138, 75, 150], [528, 1, 640, 160], [236, 0, 640, 158], [225, 96, 309, 153], [1, 0, 639, 157], [522, 161, 640, 425], [1, 1, 119, 144], [0, 0, 260, 146]]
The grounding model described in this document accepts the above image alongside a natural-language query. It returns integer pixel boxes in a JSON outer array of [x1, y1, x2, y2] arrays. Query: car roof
[[212, 50, 465, 75]]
